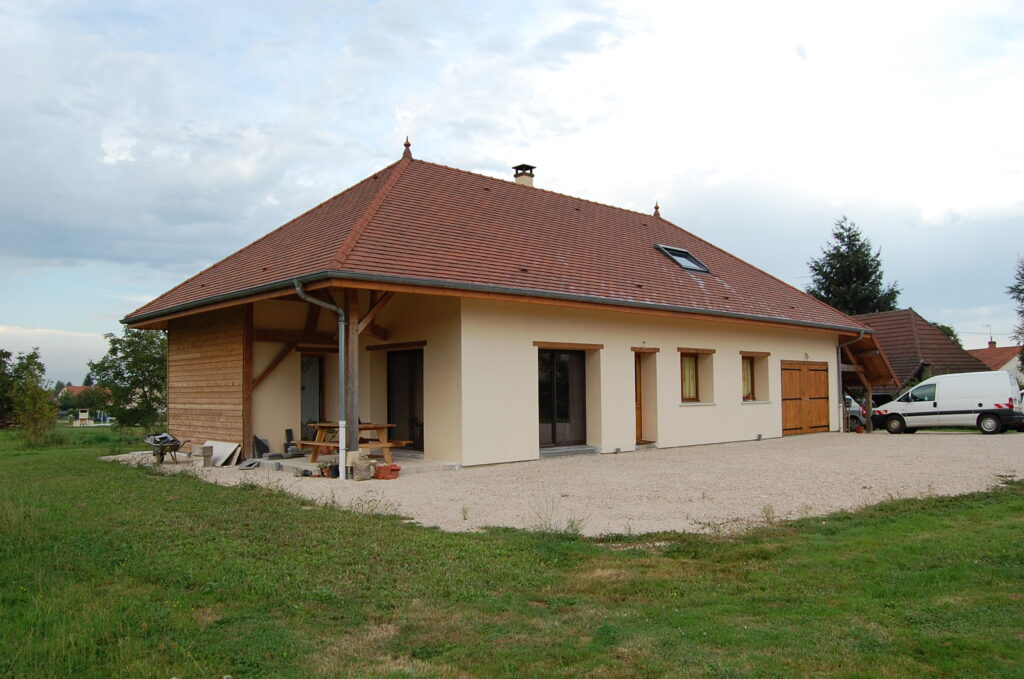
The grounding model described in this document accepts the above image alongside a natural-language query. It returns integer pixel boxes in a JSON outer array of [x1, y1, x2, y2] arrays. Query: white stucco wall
[[458, 298, 840, 466]]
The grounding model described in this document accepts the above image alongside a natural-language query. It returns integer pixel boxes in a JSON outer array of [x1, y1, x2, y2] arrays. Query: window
[[740, 351, 770, 401], [742, 356, 756, 401], [909, 383, 936, 402], [680, 354, 698, 401], [656, 244, 710, 273], [678, 347, 715, 402]]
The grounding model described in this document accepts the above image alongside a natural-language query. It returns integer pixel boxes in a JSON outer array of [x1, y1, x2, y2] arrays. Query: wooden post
[[344, 289, 360, 453], [242, 304, 253, 459], [865, 384, 874, 433]]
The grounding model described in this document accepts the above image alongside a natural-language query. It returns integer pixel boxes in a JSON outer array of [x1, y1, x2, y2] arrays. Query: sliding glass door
[[538, 349, 586, 447]]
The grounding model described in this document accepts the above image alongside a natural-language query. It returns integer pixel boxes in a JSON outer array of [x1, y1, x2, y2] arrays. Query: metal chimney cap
[[512, 164, 535, 176]]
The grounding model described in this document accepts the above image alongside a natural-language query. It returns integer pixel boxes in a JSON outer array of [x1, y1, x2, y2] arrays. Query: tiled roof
[[853, 308, 990, 387], [968, 345, 1022, 371], [125, 149, 868, 333]]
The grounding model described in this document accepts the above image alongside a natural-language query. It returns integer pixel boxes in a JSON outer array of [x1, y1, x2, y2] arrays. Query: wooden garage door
[[781, 360, 830, 435]]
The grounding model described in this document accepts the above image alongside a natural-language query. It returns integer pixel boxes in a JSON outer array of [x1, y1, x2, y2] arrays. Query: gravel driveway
[[109, 431, 1022, 536]]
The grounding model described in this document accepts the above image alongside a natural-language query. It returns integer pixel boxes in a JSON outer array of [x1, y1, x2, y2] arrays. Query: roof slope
[[853, 308, 990, 386], [968, 344, 1022, 371], [126, 150, 867, 333]]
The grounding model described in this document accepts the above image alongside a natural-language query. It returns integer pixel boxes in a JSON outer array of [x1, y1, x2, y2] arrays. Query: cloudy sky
[[1, 0, 1022, 382]]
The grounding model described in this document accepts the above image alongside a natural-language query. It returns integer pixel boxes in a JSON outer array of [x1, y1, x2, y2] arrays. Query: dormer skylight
[[656, 244, 709, 273]]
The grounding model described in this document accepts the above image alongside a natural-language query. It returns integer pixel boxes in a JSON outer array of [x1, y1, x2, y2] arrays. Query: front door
[[387, 349, 424, 450], [538, 349, 587, 447], [900, 382, 938, 428]]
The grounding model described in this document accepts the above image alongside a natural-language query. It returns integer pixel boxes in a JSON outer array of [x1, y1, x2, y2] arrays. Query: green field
[[1, 428, 1021, 678]]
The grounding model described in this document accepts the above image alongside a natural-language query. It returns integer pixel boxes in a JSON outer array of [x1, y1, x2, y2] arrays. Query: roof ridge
[[411, 158, 667, 220], [330, 154, 412, 269], [126, 159, 405, 319]]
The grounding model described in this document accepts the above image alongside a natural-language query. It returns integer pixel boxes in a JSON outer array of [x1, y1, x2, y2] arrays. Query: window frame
[[655, 244, 710, 273]]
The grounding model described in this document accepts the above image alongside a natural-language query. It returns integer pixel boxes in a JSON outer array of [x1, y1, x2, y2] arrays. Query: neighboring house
[[968, 341, 1024, 386], [58, 385, 90, 400], [853, 308, 991, 398], [123, 142, 894, 464]]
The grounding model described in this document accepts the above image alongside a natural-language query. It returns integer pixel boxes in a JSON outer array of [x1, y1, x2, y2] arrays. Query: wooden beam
[[362, 321, 388, 341], [739, 351, 770, 357], [304, 303, 321, 332], [366, 340, 427, 352], [252, 328, 336, 344], [841, 363, 864, 373], [678, 347, 716, 355], [252, 342, 296, 391], [358, 291, 395, 334], [854, 349, 880, 357], [631, 347, 660, 353], [533, 341, 604, 351]]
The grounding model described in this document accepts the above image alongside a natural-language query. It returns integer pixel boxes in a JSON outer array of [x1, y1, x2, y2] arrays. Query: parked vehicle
[[873, 371, 1024, 435], [845, 394, 867, 429]]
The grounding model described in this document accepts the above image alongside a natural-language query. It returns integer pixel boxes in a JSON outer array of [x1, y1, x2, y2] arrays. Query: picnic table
[[297, 422, 408, 464]]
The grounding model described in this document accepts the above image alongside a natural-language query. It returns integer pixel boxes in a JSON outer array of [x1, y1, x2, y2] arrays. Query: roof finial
[[653, 202, 661, 218], [402, 137, 412, 159]]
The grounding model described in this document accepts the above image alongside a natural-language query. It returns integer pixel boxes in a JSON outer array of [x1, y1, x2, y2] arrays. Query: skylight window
[[656, 244, 709, 273]]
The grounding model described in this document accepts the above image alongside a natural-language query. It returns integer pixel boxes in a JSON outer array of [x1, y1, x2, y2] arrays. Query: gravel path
[[106, 431, 1022, 536]]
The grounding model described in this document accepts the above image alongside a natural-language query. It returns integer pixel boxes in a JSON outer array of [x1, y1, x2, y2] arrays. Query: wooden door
[[635, 353, 643, 442], [781, 360, 830, 435]]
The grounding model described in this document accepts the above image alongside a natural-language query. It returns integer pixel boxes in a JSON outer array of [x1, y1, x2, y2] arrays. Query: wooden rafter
[[252, 342, 297, 391]]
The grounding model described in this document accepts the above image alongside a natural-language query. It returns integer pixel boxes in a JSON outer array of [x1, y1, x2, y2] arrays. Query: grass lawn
[[1, 428, 1021, 678]]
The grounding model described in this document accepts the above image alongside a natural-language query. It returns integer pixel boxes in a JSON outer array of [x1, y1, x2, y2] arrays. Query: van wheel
[[885, 415, 906, 434], [978, 414, 1003, 435]]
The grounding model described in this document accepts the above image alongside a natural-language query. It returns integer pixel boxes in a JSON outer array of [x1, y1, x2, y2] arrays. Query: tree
[[88, 329, 167, 429], [13, 359, 57, 445], [806, 217, 901, 315], [931, 322, 963, 348], [82, 373, 95, 387], [1008, 256, 1024, 372], [74, 386, 109, 411], [0, 348, 49, 428]]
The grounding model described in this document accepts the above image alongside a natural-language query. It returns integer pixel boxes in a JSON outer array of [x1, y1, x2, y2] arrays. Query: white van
[[874, 371, 1024, 435]]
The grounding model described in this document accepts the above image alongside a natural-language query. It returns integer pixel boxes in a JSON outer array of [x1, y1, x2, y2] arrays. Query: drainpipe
[[294, 280, 353, 472], [838, 331, 866, 433]]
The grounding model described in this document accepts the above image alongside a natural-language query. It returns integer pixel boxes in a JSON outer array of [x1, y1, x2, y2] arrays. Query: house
[[123, 141, 895, 465], [968, 341, 1023, 386], [58, 385, 90, 401], [852, 308, 990, 399]]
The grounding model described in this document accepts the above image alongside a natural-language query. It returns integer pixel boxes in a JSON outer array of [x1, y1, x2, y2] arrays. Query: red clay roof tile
[[853, 308, 990, 387], [125, 153, 868, 333], [968, 345, 1022, 371]]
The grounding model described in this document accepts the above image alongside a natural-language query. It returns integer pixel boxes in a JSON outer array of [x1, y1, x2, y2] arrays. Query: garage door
[[781, 360, 830, 436]]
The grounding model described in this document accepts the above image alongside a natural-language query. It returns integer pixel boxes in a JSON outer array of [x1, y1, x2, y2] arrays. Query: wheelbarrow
[[143, 433, 190, 464]]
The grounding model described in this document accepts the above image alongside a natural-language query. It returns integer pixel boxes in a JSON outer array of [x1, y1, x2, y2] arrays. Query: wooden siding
[[781, 360, 830, 436], [167, 308, 246, 451]]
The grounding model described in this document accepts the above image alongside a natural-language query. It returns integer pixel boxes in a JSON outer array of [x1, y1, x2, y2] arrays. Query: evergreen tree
[[1008, 256, 1024, 372], [82, 373, 95, 387], [806, 217, 900, 315]]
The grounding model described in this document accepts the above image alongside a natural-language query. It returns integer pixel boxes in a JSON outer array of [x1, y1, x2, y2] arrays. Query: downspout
[[838, 331, 866, 433], [293, 280, 353, 471]]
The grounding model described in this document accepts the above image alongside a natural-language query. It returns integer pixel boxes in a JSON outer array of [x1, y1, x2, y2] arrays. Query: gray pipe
[[293, 281, 351, 462]]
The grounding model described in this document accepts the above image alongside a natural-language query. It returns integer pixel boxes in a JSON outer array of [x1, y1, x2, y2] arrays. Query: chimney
[[513, 164, 535, 187], [988, 340, 997, 349]]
